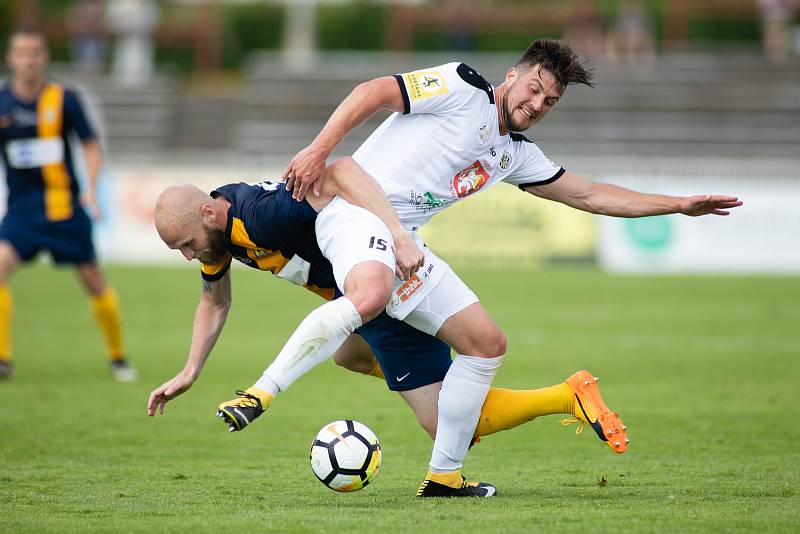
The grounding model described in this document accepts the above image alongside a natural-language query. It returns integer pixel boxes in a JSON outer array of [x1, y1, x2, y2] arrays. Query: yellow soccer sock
[[367, 361, 384, 380], [425, 469, 463, 488], [90, 287, 124, 360], [475, 383, 574, 437], [245, 386, 274, 409], [0, 285, 12, 361]]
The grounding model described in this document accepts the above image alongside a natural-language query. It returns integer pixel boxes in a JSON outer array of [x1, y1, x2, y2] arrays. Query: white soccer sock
[[429, 354, 504, 473], [255, 297, 362, 394]]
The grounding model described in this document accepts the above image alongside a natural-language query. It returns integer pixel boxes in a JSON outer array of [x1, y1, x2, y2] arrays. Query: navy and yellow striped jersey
[[0, 81, 96, 222], [201, 181, 337, 300]]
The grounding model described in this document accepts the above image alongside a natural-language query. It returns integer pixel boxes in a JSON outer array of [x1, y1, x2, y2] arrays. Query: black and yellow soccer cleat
[[417, 476, 496, 498], [216, 389, 265, 432]]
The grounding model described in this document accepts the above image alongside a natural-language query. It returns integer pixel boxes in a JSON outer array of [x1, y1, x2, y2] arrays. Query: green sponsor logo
[[624, 216, 672, 250]]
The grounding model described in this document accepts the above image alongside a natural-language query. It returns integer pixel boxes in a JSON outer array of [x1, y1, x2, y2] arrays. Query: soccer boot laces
[[562, 370, 629, 453], [217, 389, 265, 432], [417, 476, 496, 498]]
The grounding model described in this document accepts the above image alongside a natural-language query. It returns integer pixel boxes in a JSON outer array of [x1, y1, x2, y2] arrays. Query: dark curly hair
[[516, 39, 594, 92]]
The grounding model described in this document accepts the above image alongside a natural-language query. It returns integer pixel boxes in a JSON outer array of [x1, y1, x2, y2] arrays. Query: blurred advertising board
[[597, 175, 800, 274]]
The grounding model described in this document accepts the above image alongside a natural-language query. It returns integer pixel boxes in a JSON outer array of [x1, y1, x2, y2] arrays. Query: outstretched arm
[[147, 270, 233, 416], [320, 157, 424, 280], [524, 171, 742, 217], [282, 76, 404, 201]]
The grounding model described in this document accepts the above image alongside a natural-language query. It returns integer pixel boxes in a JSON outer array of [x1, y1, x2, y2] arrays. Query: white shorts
[[316, 197, 478, 336], [401, 266, 478, 336], [315, 197, 396, 292]]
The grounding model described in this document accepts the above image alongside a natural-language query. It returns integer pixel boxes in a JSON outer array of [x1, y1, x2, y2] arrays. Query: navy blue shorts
[[0, 210, 96, 265], [356, 310, 452, 392]]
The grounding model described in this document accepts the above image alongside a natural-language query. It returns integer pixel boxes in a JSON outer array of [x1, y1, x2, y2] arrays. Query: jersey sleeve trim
[[200, 256, 232, 282], [517, 167, 566, 190], [393, 74, 411, 115]]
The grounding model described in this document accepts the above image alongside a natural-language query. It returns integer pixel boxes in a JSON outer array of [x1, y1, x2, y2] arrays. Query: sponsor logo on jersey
[[233, 255, 255, 267], [499, 151, 512, 171], [395, 273, 423, 303], [404, 70, 448, 101], [252, 248, 269, 258], [409, 190, 449, 212], [478, 124, 489, 144], [451, 160, 491, 198]]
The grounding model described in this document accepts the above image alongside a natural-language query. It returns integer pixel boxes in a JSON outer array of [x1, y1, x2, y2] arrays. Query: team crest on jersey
[[252, 248, 269, 258], [499, 151, 512, 171], [404, 70, 448, 101], [451, 160, 491, 199], [477, 124, 490, 144]]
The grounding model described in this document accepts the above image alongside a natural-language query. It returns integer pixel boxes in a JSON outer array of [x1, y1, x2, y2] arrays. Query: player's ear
[[506, 66, 519, 84], [200, 203, 216, 223]]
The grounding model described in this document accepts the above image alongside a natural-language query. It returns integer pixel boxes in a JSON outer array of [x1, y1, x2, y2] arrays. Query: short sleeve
[[62, 90, 96, 141], [394, 62, 491, 116], [200, 255, 232, 282], [502, 136, 565, 189]]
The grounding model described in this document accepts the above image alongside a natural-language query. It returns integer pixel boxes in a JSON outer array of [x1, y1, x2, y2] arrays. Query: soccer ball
[[309, 420, 381, 492]]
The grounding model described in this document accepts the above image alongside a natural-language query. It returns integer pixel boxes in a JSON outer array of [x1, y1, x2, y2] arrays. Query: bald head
[[155, 184, 213, 246], [154, 184, 230, 264]]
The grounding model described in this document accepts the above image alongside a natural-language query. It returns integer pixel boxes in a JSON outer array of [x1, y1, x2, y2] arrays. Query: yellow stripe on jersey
[[304, 284, 334, 301], [230, 217, 290, 274], [37, 84, 72, 222], [201, 255, 232, 278]]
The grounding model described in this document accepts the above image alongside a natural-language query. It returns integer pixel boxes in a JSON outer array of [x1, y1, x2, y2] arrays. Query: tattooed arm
[[148, 269, 233, 416]]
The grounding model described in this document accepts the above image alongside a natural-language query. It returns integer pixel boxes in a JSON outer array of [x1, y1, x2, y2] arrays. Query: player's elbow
[[326, 157, 358, 188]]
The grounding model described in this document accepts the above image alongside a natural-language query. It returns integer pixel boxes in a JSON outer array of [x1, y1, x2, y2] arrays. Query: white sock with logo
[[429, 354, 504, 473], [255, 297, 362, 394]]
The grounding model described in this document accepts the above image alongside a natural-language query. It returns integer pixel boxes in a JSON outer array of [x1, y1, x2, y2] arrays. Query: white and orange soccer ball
[[309, 420, 382, 492]]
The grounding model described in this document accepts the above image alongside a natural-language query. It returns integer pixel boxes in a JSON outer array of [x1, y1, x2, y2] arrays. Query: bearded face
[[501, 65, 562, 132]]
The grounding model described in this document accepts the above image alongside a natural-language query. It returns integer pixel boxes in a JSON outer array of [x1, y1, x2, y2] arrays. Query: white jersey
[[352, 62, 565, 231]]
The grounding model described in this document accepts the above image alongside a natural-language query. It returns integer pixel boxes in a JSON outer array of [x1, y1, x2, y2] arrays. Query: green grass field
[[1, 264, 798, 533]]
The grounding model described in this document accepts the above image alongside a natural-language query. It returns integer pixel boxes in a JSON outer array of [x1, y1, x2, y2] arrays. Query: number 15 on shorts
[[369, 236, 388, 251]]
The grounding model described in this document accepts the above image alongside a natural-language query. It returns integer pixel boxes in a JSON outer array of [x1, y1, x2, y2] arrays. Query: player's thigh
[[315, 198, 395, 296], [436, 302, 507, 358], [403, 267, 506, 357], [75, 262, 106, 296], [0, 241, 21, 283], [332, 334, 376, 374], [398, 382, 442, 440]]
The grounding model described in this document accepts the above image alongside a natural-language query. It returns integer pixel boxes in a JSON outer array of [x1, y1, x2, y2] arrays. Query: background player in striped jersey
[[0, 28, 135, 381], [279, 39, 742, 495]]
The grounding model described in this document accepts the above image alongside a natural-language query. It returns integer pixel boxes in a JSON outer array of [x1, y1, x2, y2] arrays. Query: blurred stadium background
[[2, 0, 799, 272], [2, 1, 800, 531]]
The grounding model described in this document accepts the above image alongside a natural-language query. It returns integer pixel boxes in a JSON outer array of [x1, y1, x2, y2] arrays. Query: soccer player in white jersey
[[275, 39, 741, 497]]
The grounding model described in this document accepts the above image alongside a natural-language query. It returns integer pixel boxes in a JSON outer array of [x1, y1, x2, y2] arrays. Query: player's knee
[[475, 328, 507, 357], [351, 288, 391, 323]]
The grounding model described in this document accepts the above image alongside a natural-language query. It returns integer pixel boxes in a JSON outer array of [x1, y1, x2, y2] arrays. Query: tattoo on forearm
[[202, 279, 213, 293]]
